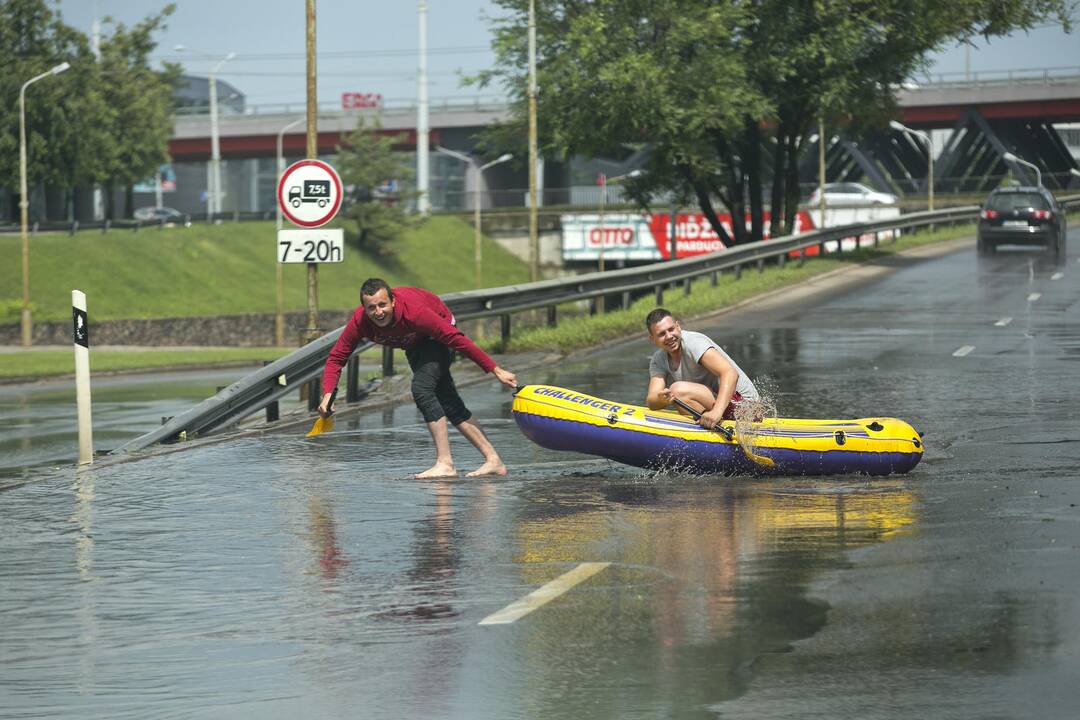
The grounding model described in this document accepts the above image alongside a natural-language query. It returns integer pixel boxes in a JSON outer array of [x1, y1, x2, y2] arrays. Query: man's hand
[[317, 392, 335, 418], [698, 408, 723, 430], [492, 366, 518, 389]]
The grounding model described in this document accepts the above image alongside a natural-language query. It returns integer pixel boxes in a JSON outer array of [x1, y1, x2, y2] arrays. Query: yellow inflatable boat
[[512, 385, 923, 476]]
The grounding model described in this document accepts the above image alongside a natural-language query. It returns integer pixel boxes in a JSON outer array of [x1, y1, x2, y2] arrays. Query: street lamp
[[890, 120, 934, 211], [176, 45, 235, 220], [20, 60, 71, 347], [598, 169, 643, 275], [1003, 152, 1042, 188], [274, 116, 304, 346], [436, 146, 513, 288]]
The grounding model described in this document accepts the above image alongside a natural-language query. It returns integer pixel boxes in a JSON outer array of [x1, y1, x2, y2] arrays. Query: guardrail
[[111, 197, 1080, 454]]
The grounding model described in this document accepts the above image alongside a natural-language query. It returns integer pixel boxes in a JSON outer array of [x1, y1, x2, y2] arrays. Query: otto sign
[[277, 160, 343, 228]]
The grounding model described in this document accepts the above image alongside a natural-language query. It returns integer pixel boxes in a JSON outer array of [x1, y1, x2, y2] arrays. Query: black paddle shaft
[[671, 397, 735, 441]]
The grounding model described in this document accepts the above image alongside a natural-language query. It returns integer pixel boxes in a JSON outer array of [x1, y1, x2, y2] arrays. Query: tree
[[478, 0, 1072, 245], [95, 6, 181, 218], [0, 0, 179, 220], [336, 118, 418, 256], [0, 0, 93, 218]]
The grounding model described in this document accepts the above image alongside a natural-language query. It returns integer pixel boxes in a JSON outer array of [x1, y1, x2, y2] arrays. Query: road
[[1, 232, 1077, 719]]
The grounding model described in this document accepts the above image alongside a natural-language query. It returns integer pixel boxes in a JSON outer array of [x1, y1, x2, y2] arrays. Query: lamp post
[[275, 116, 304, 346], [596, 169, 642, 313], [176, 46, 234, 221], [20, 60, 71, 347], [597, 169, 643, 275], [890, 120, 934, 211], [436, 146, 513, 289], [1003, 152, 1042, 188]]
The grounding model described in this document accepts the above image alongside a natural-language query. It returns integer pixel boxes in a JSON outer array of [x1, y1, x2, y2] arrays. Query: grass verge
[[0, 215, 529, 324], [0, 348, 293, 381]]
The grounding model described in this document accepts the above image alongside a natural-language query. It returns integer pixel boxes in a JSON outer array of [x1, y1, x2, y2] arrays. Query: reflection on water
[[508, 481, 915, 716]]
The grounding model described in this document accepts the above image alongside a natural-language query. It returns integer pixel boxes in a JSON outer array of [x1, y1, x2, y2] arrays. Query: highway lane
[[1, 230, 1077, 719]]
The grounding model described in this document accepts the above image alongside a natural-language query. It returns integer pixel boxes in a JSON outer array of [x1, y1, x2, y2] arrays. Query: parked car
[[133, 206, 190, 226], [807, 182, 898, 206], [976, 186, 1065, 256]]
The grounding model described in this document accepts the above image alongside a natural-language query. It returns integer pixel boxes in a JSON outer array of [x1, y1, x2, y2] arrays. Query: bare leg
[[454, 418, 507, 477], [416, 417, 458, 478], [668, 381, 717, 415]]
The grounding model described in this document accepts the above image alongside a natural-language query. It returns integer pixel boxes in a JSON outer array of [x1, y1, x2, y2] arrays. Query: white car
[[807, 183, 898, 206], [133, 206, 190, 226]]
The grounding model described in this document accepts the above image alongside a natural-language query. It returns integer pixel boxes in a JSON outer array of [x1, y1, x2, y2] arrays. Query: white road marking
[[953, 345, 976, 357], [1051, 272, 1064, 280], [1027, 293, 1041, 302], [994, 317, 1013, 327], [479, 562, 611, 625]]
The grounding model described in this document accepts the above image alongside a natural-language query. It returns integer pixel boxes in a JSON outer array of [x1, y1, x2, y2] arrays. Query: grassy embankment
[[480, 220, 992, 356], [0, 215, 529, 379]]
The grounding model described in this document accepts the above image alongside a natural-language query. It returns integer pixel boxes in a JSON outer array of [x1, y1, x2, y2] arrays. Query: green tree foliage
[[336, 118, 418, 256], [478, 0, 1071, 245], [0, 0, 178, 219], [95, 6, 182, 218]]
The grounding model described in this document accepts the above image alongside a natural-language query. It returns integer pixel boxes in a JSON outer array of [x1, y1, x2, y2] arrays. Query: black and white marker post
[[72, 290, 93, 464]]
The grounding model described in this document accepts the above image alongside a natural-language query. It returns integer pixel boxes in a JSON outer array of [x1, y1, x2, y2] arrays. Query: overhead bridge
[[111, 198, 1079, 456]]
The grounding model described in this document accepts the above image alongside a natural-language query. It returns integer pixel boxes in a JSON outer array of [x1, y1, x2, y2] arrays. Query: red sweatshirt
[[322, 286, 497, 394]]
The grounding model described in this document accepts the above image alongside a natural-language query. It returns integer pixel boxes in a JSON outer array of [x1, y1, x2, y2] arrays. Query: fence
[[112, 197, 1080, 455]]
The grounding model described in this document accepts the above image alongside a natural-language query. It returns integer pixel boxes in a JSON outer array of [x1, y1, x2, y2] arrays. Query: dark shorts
[[722, 391, 745, 421], [405, 339, 471, 426]]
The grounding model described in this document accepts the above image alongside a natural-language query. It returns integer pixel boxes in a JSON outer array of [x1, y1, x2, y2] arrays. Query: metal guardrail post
[[757, 258, 765, 273], [711, 270, 718, 287], [683, 278, 691, 296], [382, 346, 395, 377], [799, 249, 806, 267], [735, 264, 742, 281], [265, 401, 279, 422], [307, 378, 320, 410], [654, 285, 663, 305], [547, 305, 557, 327], [346, 354, 360, 402], [778, 252, 786, 267], [501, 314, 511, 346]]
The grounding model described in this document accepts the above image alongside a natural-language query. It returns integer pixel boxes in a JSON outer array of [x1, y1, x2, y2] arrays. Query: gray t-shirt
[[649, 330, 760, 401]]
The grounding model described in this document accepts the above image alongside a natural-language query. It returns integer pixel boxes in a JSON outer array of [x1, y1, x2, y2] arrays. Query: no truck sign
[[276, 159, 343, 228]]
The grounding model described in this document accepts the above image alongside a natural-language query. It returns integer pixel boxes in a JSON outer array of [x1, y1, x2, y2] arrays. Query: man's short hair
[[360, 277, 394, 301], [645, 307, 674, 331]]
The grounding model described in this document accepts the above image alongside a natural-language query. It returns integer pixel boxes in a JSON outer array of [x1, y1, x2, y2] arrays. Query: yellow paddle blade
[[305, 416, 335, 437]]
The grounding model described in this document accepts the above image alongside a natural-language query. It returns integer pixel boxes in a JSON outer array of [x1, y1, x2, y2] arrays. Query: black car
[[977, 186, 1066, 256]]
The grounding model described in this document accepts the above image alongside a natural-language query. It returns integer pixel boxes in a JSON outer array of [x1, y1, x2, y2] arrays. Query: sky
[[53, 0, 1079, 111]]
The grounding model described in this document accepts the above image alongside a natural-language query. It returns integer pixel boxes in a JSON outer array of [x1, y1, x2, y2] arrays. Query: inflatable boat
[[512, 385, 923, 476]]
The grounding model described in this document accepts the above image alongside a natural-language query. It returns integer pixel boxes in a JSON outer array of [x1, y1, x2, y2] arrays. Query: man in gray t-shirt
[[645, 308, 759, 429]]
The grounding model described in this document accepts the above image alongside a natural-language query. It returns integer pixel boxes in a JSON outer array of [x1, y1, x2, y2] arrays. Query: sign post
[[276, 158, 344, 344], [72, 290, 93, 465]]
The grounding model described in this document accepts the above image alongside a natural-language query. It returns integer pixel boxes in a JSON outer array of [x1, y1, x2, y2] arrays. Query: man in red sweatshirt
[[319, 278, 518, 478]]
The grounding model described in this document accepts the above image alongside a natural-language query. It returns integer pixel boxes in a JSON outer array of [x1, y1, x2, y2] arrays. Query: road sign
[[277, 159, 343, 228], [277, 228, 345, 264]]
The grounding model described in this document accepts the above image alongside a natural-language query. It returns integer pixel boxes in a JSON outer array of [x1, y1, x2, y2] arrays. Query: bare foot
[[415, 462, 458, 479], [466, 459, 507, 477]]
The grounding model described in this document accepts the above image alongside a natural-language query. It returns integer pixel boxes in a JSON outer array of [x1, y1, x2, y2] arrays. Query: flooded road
[[2, 236, 1078, 718]]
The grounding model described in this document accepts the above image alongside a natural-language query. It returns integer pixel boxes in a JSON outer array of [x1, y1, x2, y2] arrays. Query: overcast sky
[[55, 1, 1078, 111]]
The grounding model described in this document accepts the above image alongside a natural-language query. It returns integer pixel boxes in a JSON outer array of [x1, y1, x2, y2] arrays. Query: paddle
[[670, 396, 775, 468], [306, 387, 338, 438]]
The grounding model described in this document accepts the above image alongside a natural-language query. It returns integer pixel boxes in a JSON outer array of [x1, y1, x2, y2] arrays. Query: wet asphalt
[[1, 231, 1077, 719]]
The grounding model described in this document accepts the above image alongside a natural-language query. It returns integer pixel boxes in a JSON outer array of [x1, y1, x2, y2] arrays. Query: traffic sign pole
[[306, 0, 319, 344]]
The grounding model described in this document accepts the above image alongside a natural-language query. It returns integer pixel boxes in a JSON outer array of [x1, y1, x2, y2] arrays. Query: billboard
[[562, 210, 818, 262]]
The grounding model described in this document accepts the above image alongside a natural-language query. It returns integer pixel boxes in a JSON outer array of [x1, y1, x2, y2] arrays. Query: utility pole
[[304, 0, 320, 343], [417, 0, 430, 215], [527, 0, 539, 281], [818, 117, 828, 230]]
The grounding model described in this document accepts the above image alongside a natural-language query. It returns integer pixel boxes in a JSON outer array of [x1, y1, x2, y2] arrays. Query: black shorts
[[405, 339, 472, 425]]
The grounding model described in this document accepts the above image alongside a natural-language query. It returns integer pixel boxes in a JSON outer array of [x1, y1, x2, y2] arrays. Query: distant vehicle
[[807, 182, 898, 206], [133, 206, 190, 226], [288, 179, 331, 209], [977, 186, 1065, 256]]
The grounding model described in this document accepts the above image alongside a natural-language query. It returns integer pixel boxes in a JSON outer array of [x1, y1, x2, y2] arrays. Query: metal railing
[[111, 196, 1080, 454]]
